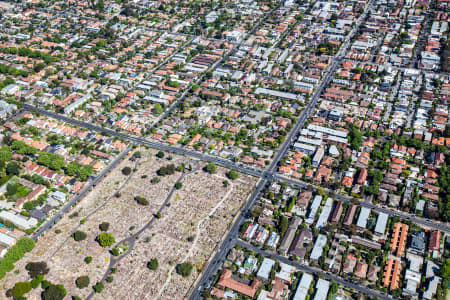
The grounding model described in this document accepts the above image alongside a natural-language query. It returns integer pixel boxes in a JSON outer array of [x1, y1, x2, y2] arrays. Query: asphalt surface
[[189, 2, 380, 299], [18, 1, 448, 298]]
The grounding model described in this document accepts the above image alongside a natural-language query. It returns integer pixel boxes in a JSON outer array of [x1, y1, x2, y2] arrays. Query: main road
[[28, 103, 450, 236], [189, 1, 380, 299], [19, 1, 449, 298]]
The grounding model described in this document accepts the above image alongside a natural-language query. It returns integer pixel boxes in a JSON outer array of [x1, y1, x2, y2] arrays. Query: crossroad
[[17, 1, 449, 299]]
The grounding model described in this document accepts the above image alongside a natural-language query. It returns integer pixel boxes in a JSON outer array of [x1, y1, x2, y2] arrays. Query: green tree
[[0, 146, 12, 162], [84, 256, 92, 264], [442, 259, 450, 286], [176, 262, 193, 277], [42, 284, 66, 300], [0, 238, 34, 280], [12, 282, 32, 298], [93, 282, 104, 293], [25, 261, 49, 278], [122, 166, 131, 175], [66, 161, 81, 176], [348, 125, 363, 150], [75, 276, 90, 289], [99, 222, 110, 231], [38, 152, 65, 170], [79, 165, 93, 181], [31, 274, 44, 288], [6, 161, 20, 175], [154, 104, 163, 115], [73, 231, 87, 242], [96, 232, 115, 247], [205, 163, 216, 174], [278, 216, 289, 236], [147, 258, 159, 270], [226, 170, 238, 180]]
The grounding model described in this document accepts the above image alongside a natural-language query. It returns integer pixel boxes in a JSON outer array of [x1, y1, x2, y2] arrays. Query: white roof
[[307, 124, 348, 138], [374, 213, 388, 234], [293, 143, 316, 153], [307, 195, 323, 222], [297, 136, 322, 146], [310, 234, 327, 260], [356, 207, 371, 228], [314, 279, 330, 300], [293, 273, 313, 300], [276, 262, 296, 282], [254, 87, 299, 100], [257, 258, 275, 280], [0, 211, 37, 229], [0, 232, 16, 247], [316, 198, 333, 229]]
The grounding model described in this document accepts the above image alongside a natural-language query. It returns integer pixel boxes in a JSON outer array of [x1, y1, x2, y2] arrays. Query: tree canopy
[[96, 232, 115, 247], [176, 262, 193, 277], [147, 258, 159, 270]]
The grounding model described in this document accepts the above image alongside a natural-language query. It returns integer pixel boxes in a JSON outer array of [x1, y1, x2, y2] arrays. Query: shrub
[[0, 238, 35, 280], [111, 248, 120, 256], [226, 170, 238, 180], [42, 284, 66, 300], [155, 212, 161, 219], [121, 166, 131, 175], [25, 261, 49, 278], [93, 282, 104, 293], [176, 262, 193, 278], [205, 163, 216, 174], [31, 274, 44, 288], [151, 177, 160, 184], [156, 151, 164, 158], [72, 231, 87, 242], [157, 164, 175, 176], [75, 276, 90, 289], [84, 256, 92, 264], [99, 222, 110, 232], [134, 196, 149, 206], [41, 280, 51, 289], [147, 258, 159, 270], [12, 281, 32, 298], [174, 182, 182, 189], [96, 233, 115, 247], [72, 296, 82, 300], [106, 276, 113, 283]]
